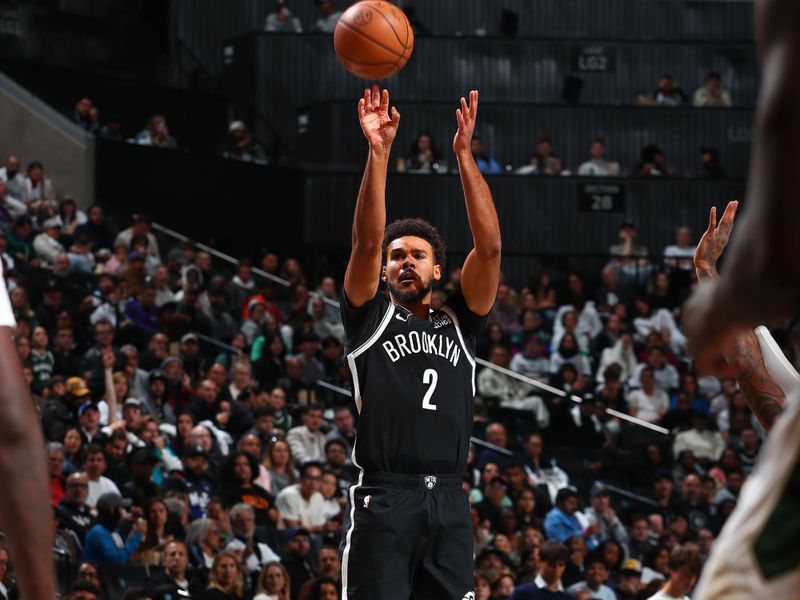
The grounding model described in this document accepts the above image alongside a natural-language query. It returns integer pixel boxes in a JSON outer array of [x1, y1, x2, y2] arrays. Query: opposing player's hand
[[694, 200, 738, 274], [453, 90, 478, 155], [358, 85, 400, 153]]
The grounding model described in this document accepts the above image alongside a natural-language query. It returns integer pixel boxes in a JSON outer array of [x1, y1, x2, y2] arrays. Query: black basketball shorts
[[340, 471, 475, 600]]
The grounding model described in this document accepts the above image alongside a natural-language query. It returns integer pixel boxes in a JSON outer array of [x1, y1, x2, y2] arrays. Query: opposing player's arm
[[453, 90, 501, 315], [0, 270, 57, 599], [684, 0, 800, 372], [694, 202, 785, 430], [344, 86, 401, 308]]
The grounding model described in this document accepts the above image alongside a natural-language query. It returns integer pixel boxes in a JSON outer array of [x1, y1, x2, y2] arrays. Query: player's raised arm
[[0, 265, 57, 599], [453, 90, 501, 315], [684, 0, 800, 372], [344, 85, 401, 308], [693, 201, 785, 429]]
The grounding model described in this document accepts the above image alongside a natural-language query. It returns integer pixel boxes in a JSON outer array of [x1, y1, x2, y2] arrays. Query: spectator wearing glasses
[[276, 461, 326, 534]]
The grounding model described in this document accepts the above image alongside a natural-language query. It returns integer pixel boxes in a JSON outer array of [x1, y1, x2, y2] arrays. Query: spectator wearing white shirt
[[0, 180, 27, 220], [115, 214, 160, 259], [626, 367, 669, 423], [265, 0, 302, 32], [0, 154, 26, 200], [510, 333, 550, 381], [549, 333, 592, 378], [276, 462, 327, 533], [83, 444, 122, 507], [286, 405, 327, 465], [23, 161, 55, 212], [313, 0, 342, 33], [629, 347, 679, 392], [478, 346, 549, 427], [692, 72, 732, 108], [662, 226, 696, 271], [577, 139, 620, 177], [33, 218, 66, 264]]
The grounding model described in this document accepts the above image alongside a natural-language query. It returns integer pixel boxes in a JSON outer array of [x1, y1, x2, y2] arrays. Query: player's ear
[[433, 264, 441, 281], [381, 265, 387, 282]]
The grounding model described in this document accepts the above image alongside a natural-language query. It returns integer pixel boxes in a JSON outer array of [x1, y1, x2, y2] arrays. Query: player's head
[[666, 546, 702, 594], [382, 218, 445, 305]]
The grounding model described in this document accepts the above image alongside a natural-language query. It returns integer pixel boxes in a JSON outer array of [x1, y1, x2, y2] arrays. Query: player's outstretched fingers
[[460, 97, 469, 124], [358, 98, 366, 119], [391, 106, 400, 127], [381, 88, 390, 114], [372, 84, 380, 110], [470, 90, 478, 118]]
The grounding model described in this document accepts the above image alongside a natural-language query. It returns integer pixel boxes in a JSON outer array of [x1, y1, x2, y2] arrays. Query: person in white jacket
[[33, 218, 65, 264]]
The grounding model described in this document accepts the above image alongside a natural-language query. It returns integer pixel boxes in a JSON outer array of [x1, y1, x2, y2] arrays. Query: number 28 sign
[[578, 183, 626, 213]]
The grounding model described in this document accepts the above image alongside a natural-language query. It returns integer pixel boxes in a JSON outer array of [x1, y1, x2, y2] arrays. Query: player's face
[[383, 236, 440, 305]]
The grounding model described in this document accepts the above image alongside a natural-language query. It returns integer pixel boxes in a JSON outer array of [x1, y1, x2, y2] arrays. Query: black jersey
[[341, 288, 487, 475]]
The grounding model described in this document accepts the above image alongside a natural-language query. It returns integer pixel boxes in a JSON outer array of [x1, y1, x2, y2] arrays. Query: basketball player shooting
[[339, 85, 500, 599], [0, 263, 58, 599]]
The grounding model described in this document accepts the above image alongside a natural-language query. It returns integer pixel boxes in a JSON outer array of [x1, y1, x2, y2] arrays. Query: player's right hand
[[358, 84, 400, 153]]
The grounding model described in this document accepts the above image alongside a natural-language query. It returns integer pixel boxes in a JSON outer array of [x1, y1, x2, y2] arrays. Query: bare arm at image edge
[[693, 202, 785, 430], [0, 268, 57, 599]]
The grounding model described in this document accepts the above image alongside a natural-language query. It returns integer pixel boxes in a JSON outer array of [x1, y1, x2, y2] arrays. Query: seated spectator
[[0, 180, 28, 225], [221, 121, 267, 163], [527, 135, 562, 176], [615, 558, 644, 600], [672, 413, 725, 464], [637, 75, 687, 106], [510, 332, 550, 381], [205, 551, 246, 599], [281, 526, 315, 595], [636, 145, 666, 176], [0, 154, 25, 200], [595, 335, 637, 387], [219, 452, 276, 527], [471, 134, 502, 174], [403, 132, 443, 173], [254, 561, 291, 600], [313, 0, 342, 33], [629, 347, 680, 392], [549, 333, 592, 378], [608, 221, 649, 281], [115, 214, 160, 258], [75, 204, 116, 253], [147, 540, 205, 598], [584, 482, 629, 547], [699, 147, 726, 178], [509, 540, 571, 599], [83, 492, 146, 563], [24, 160, 55, 212], [567, 556, 617, 600], [577, 138, 619, 176], [135, 114, 178, 149], [276, 461, 326, 533], [491, 283, 521, 336], [264, 0, 302, 32], [72, 97, 100, 133], [647, 546, 702, 600], [286, 405, 327, 464], [662, 226, 696, 272], [544, 489, 598, 549], [693, 72, 732, 107], [626, 367, 669, 424], [478, 347, 549, 426]]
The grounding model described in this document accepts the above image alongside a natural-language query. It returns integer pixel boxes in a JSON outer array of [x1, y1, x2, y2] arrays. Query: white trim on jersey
[[346, 303, 395, 414], [755, 326, 800, 398], [440, 306, 477, 396], [341, 468, 364, 600]]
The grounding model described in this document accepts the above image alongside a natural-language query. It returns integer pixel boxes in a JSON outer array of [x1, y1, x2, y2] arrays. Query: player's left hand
[[453, 90, 478, 155]]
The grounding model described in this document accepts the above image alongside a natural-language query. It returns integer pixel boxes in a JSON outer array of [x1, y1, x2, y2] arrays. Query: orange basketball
[[334, 1, 414, 80]]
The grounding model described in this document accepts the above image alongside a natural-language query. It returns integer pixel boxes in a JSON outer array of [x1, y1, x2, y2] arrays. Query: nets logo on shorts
[[424, 475, 437, 489], [461, 592, 475, 600]]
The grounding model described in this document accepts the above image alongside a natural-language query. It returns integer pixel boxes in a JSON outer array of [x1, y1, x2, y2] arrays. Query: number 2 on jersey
[[422, 368, 438, 411]]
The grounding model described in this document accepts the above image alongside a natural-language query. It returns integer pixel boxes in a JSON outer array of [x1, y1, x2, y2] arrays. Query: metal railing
[[151, 219, 669, 435]]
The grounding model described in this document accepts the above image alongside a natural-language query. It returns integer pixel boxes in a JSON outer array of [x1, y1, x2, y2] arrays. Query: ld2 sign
[[572, 46, 616, 73]]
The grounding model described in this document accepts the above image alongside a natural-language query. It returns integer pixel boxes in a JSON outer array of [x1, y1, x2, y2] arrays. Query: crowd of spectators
[[0, 169, 779, 600]]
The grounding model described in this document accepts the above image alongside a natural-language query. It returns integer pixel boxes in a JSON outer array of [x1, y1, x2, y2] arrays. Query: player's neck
[[394, 299, 430, 320], [389, 293, 432, 320]]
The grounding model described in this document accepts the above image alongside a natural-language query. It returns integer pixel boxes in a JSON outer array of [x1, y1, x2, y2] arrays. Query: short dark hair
[[555, 488, 578, 505], [382, 217, 446, 267], [668, 546, 702, 576], [68, 581, 101, 596], [540, 540, 569, 563], [325, 438, 347, 453], [300, 461, 324, 477]]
